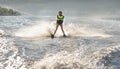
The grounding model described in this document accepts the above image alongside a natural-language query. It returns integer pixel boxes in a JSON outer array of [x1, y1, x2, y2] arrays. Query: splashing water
[[15, 20, 111, 38]]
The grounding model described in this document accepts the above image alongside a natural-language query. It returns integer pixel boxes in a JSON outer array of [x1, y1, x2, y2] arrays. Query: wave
[[31, 45, 120, 69], [15, 20, 111, 38]]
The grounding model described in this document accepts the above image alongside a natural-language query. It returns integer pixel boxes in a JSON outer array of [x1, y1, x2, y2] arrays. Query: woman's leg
[[54, 24, 59, 35], [60, 24, 66, 36]]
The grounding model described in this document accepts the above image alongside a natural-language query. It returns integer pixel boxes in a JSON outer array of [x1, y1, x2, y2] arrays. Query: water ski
[[51, 34, 67, 39], [51, 34, 54, 39], [63, 34, 66, 37]]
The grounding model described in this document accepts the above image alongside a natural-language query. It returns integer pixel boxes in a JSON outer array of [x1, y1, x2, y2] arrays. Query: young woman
[[51, 11, 66, 38]]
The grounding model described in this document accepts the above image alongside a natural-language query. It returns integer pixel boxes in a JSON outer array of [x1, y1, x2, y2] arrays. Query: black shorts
[[57, 20, 63, 25]]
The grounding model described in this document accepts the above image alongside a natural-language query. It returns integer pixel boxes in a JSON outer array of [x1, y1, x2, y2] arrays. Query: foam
[[0, 29, 5, 36], [31, 45, 120, 69], [0, 33, 26, 69]]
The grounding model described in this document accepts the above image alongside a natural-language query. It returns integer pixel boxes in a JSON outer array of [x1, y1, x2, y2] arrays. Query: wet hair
[[59, 11, 62, 13]]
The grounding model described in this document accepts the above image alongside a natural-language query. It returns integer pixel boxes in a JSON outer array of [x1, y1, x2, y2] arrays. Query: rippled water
[[0, 15, 120, 69]]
